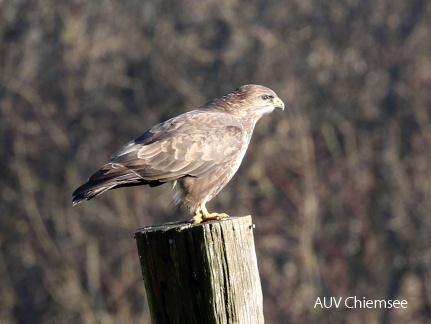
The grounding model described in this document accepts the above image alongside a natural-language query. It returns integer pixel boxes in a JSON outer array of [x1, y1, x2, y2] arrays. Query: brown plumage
[[72, 84, 284, 223]]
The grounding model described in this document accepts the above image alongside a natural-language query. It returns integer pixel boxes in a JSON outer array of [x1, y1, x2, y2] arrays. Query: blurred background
[[1, 0, 430, 323]]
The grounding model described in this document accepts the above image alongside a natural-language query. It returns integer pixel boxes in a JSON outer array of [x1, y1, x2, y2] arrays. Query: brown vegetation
[[1, 0, 430, 323]]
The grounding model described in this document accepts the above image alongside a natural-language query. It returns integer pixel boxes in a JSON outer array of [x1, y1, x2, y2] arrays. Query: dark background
[[1, 0, 430, 323]]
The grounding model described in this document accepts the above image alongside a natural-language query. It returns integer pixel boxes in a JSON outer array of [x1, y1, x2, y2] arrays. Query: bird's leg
[[190, 202, 229, 224], [191, 210, 203, 224], [200, 202, 229, 223]]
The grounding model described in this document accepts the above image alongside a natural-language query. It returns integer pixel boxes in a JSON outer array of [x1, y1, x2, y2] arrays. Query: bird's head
[[211, 84, 285, 120]]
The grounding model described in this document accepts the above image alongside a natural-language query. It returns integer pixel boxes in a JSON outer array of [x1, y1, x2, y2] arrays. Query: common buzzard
[[72, 84, 284, 223]]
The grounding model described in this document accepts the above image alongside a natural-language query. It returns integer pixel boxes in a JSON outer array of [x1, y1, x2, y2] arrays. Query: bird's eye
[[261, 94, 274, 100]]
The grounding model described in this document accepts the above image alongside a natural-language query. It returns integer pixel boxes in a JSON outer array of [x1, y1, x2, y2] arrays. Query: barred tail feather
[[72, 163, 163, 205], [72, 182, 117, 205]]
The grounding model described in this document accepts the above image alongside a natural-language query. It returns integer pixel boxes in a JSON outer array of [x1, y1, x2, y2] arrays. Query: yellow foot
[[203, 212, 229, 222], [190, 213, 203, 224], [189, 212, 229, 224]]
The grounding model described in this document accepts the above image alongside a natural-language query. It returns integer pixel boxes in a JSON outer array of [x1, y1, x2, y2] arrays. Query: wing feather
[[110, 110, 244, 181]]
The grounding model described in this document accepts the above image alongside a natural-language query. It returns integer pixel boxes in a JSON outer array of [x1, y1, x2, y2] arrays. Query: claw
[[190, 201, 229, 224], [190, 212, 203, 224], [203, 212, 229, 222]]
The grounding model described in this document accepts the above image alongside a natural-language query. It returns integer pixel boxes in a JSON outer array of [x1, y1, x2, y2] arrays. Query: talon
[[211, 213, 228, 221], [201, 212, 229, 222], [201, 203, 229, 222], [191, 201, 229, 223], [190, 212, 203, 224]]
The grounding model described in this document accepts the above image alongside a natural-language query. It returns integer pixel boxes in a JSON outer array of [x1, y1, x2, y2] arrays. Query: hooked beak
[[272, 97, 285, 111]]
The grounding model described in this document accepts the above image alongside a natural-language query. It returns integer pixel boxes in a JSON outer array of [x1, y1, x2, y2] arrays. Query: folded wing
[[72, 110, 244, 204]]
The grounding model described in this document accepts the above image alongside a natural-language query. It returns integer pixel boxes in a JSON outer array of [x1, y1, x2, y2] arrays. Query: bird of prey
[[72, 84, 284, 223]]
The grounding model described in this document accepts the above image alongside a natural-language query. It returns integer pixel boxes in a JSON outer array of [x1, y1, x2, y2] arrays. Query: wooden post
[[135, 215, 264, 324]]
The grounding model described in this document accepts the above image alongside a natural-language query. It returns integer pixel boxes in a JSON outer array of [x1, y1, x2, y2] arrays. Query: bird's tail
[[72, 163, 161, 205], [72, 179, 117, 205]]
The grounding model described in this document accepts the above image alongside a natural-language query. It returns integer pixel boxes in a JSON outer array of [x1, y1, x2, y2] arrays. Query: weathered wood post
[[135, 215, 264, 324]]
